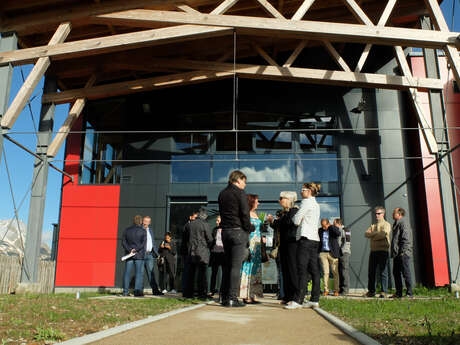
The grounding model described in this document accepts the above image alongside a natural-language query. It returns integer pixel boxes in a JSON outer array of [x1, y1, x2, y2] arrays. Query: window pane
[[256, 131, 291, 150], [317, 197, 341, 222], [239, 154, 294, 182], [295, 153, 338, 182], [171, 155, 211, 182], [216, 132, 252, 151], [213, 154, 238, 183], [299, 133, 333, 150]]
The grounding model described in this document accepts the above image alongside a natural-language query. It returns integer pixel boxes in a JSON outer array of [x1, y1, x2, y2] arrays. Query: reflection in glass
[[256, 131, 291, 150], [317, 197, 341, 222], [171, 155, 211, 182], [239, 154, 294, 182], [213, 154, 238, 183], [299, 133, 333, 150], [174, 133, 209, 153], [295, 153, 338, 182], [216, 132, 252, 151]]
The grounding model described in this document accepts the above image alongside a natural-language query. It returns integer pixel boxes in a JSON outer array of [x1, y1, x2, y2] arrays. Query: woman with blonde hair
[[285, 182, 321, 309]]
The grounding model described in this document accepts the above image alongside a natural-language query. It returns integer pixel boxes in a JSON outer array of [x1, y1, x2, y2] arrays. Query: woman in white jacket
[[285, 182, 321, 309]]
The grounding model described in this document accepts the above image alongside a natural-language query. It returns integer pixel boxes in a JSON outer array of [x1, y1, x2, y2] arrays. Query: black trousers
[[209, 252, 225, 294], [368, 251, 389, 294], [393, 255, 413, 296], [280, 241, 299, 302], [295, 237, 320, 303], [159, 258, 176, 291], [185, 260, 208, 298], [339, 253, 350, 293], [221, 229, 249, 300]]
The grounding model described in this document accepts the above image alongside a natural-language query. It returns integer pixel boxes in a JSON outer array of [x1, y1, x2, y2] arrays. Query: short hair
[[228, 170, 247, 184], [303, 182, 321, 197], [375, 206, 386, 213], [321, 218, 330, 224], [247, 194, 259, 210], [395, 207, 405, 217], [334, 218, 343, 225], [133, 215, 143, 226], [198, 207, 208, 220], [143, 216, 151, 220], [165, 232, 172, 238]]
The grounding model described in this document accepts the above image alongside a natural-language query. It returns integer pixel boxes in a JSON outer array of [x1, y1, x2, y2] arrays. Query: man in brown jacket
[[364, 206, 391, 298]]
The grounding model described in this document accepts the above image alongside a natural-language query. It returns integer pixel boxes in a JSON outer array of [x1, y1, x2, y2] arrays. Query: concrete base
[[14, 282, 42, 294]]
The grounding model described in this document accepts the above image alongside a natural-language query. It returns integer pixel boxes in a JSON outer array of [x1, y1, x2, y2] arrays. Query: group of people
[[121, 169, 414, 305], [121, 215, 176, 297]]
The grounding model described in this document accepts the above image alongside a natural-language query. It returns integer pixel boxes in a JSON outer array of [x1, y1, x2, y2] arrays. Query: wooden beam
[[283, 40, 308, 67], [0, 0, 184, 33], [94, 10, 460, 49], [0, 25, 233, 66], [355, 0, 397, 72], [394, 46, 438, 154], [342, 0, 374, 26], [43, 59, 444, 104], [176, 4, 201, 14], [255, 0, 285, 19], [43, 70, 233, 104], [0, 22, 71, 130], [210, 0, 240, 15], [423, 0, 460, 90], [47, 75, 96, 158], [291, 0, 316, 20], [253, 44, 280, 66], [322, 40, 351, 72]]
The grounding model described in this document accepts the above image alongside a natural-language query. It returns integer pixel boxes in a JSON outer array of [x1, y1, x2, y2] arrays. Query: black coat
[[273, 208, 299, 246], [158, 240, 177, 263], [218, 183, 254, 233], [122, 225, 147, 259], [187, 218, 213, 265], [318, 225, 341, 258]]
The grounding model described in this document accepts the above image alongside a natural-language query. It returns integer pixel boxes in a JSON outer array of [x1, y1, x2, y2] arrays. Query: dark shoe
[[121, 293, 130, 297], [379, 293, 386, 299], [251, 299, 261, 304], [224, 299, 246, 307], [134, 291, 144, 297], [364, 292, 375, 298], [390, 294, 402, 299], [152, 290, 164, 296]]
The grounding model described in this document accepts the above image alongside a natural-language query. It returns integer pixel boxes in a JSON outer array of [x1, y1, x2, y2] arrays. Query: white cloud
[[42, 230, 53, 247], [218, 163, 294, 183]]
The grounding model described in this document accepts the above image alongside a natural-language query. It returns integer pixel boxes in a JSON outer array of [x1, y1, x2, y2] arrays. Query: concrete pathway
[[87, 296, 361, 345]]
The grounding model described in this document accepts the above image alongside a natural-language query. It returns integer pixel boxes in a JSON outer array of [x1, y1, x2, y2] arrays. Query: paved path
[[87, 296, 361, 345]]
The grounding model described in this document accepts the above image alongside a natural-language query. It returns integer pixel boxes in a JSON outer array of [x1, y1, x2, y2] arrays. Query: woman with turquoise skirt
[[239, 194, 264, 304]]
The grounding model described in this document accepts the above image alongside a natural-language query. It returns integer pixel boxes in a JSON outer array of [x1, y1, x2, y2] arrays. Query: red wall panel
[[55, 117, 120, 287], [411, 56, 451, 286]]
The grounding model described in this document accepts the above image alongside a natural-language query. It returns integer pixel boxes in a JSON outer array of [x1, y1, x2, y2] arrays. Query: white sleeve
[[293, 199, 308, 226]]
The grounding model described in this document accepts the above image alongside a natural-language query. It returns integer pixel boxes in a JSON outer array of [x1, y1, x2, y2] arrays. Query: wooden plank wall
[[0, 255, 55, 294]]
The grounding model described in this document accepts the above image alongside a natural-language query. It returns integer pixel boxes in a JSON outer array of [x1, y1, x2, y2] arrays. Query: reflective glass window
[[213, 154, 238, 183], [256, 131, 292, 150], [171, 155, 211, 182], [239, 154, 295, 182], [317, 197, 341, 222], [295, 153, 338, 182]]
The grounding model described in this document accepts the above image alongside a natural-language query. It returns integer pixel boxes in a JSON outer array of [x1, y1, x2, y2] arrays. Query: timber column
[[0, 32, 17, 164], [18, 77, 57, 291]]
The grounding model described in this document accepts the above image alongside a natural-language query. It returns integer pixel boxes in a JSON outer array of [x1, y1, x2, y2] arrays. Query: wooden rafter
[[0, 22, 71, 130], [253, 44, 280, 67], [292, 0, 316, 20], [0, 25, 233, 66], [47, 75, 96, 158], [42, 58, 444, 104], [394, 46, 438, 154], [342, 0, 374, 26], [93, 10, 459, 49], [210, 0, 240, 15], [255, 0, 285, 19], [322, 41, 351, 72], [355, 0, 397, 72], [283, 40, 308, 67]]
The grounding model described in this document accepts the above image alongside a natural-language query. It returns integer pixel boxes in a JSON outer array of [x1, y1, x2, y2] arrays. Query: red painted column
[[410, 56, 450, 286], [55, 117, 120, 287]]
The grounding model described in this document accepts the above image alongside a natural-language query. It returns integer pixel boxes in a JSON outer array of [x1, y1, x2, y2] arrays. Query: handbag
[[157, 256, 165, 266]]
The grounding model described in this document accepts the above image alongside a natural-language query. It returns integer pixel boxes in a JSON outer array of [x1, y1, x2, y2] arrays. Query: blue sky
[[0, 1, 459, 246]]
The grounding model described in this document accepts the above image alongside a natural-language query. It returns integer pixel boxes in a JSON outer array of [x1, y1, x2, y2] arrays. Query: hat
[[280, 191, 297, 202]]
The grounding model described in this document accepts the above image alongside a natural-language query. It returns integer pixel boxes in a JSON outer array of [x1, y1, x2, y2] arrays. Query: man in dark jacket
[[122, 215, 146, 297], [184, 208, 213, 299], [318, 219, 341, 296], [218, 170, 254, 307], [180, 211, 198, 294], [391, 207, 413, 298]]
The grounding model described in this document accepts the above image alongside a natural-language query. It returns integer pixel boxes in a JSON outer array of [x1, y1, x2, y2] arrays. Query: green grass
[[0, 293, 194, 344], [320, 297, 460, 345]]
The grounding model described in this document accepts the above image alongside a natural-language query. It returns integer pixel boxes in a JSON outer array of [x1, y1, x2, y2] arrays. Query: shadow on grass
[[374, 334, 460, 345]]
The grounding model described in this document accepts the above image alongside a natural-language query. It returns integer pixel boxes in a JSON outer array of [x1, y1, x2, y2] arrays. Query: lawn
[[320, 290, 460, 345], [0, 293, 194, 345]]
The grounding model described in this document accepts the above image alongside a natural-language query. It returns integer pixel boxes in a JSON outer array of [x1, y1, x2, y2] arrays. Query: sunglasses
[[375, 212, 384, 215]]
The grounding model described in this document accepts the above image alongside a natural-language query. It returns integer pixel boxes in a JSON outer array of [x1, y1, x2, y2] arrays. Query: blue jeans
[[144, 253, 159, 292], [123, 258, 144, 294]]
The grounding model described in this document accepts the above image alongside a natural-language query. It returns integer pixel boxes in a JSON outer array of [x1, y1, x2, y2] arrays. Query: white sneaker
[[302, 301, 319, 309], [284, 301, 302, 309], [170, 289, 177, 294], [162, 289, 168, 294]]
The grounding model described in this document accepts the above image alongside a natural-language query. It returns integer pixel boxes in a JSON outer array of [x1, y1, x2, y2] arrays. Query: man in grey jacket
[[391, 207, 413, 298]]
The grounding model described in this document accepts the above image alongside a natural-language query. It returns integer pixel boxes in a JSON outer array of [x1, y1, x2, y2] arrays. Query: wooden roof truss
[[0, 0, 458, 156]]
